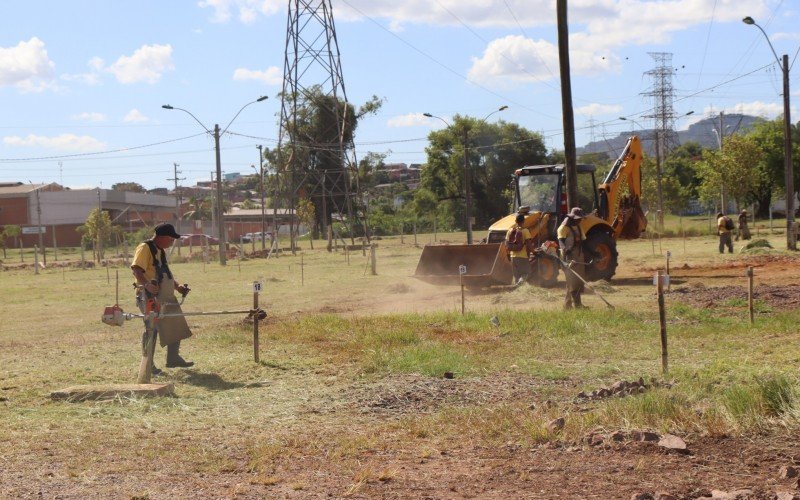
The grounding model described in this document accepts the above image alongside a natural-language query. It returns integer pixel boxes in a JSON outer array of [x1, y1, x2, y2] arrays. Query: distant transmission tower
[[278, 0, 364, 251], [642, 52, 678, 230]]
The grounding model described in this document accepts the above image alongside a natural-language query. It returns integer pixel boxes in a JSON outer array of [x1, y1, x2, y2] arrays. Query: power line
[[0, 133, 206, 162]]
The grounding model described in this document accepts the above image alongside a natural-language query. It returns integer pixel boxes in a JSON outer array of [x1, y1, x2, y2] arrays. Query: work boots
[[166, 341, 194, 368]]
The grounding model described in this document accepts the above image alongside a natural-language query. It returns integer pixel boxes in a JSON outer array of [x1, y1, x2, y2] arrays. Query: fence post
[[253, 281, 260, 363], [34, 245, 39, 275], [747, 266, 754, 324], [370, 244, 377, 276], [657, 270, 668, 375]]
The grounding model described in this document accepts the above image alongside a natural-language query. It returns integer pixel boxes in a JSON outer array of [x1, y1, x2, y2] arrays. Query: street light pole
[[162, 96, 268, 264], [424, 106, 508, 244], [213, 123, 226, 264], [743, 16, 795, 250], [257, 144, 266, 251]]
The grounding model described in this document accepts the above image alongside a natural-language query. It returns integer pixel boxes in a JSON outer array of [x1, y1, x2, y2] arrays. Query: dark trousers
[[719, 232, 733, 253], [564, 251, 585, 309], [511, 257, 530, 284]]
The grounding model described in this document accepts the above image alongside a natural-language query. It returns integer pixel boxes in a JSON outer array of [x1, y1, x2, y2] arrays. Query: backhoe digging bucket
[[413, 244, 513, 287]]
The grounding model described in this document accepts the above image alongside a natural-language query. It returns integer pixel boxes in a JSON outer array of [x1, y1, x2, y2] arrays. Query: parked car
[[244, 231, 273, 242], [179, 234, 219, 246]]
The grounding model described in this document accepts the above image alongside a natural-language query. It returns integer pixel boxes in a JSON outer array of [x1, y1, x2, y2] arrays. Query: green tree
[[422, 117, 547, 230], [77, 208, 115, 261], [1, 225, 21, 259], [296, 197, 316, 248], [111, 182, 145, 193], [183, 196, 213, 221], [745, 118, 800, 217], [240, 198, 257, 210], [696, 135, 764, 212], [281, 86, 383, 233]]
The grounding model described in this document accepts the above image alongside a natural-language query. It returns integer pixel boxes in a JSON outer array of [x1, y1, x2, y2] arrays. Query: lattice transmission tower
[[643, 52, 679, 157], [277, 0, 365, 250], [642, 52, 678, 230]]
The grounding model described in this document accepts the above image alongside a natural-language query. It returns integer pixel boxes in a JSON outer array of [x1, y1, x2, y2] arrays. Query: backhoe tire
[[529, 255, 559, 288], [584, 231, 618, 282]]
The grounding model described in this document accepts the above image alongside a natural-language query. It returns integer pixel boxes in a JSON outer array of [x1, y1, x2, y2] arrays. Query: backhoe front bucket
[[413, 243, 513, 287]]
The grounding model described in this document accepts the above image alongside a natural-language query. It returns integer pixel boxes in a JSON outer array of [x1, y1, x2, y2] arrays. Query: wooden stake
[[657, 270, 668, 375], [253, 283, 260, 363], [106, 264, 110, 284], [52, 225, 58, 261], [413, 221, 418, 247], [400, 224, 404, 244], [115, 270, 119, 305], [460, 271, 465, 315], [80, 244, 85, 269], [747, 266, 754, 324], [20, 240, 23, 263], [370, 244, 377, 275], [34, 245, 39, 275], [301, 254, 305, 285]]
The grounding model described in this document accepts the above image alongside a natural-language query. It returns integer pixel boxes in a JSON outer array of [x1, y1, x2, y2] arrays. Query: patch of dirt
[[386, 283, 412, 294], [346, 373, 553, 414], [670, 284, 800, 310]]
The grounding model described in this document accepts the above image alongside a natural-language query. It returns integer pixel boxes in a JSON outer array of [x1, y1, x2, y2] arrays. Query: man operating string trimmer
[[131, 223, 194, 375]]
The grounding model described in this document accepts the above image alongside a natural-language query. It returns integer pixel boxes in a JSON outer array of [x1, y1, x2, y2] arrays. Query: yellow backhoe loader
[[414, 135, 647, 288]]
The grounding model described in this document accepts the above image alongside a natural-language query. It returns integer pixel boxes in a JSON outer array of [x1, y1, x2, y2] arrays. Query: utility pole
[[168, 163, 185, 236], [214, 124, 227, 265], [556, 0, 578, 209], [718, 111, 727, 213], [463, 126, 474, 244], [257, 145, 266, 251], [782, 54, 795, 249], [35, 185, 45, 265]]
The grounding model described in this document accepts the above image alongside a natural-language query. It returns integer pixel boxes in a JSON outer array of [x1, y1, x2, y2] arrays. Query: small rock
[[776, 491, 799, 500], [611, 381, 627, 392], [710, 489, 752, 499], [638, 386, 647, 394], [631, 493, 654, 500], [577, 391, 587, 399], [640, 431, 660, 442], [780, 465, 799, 479], [657, 434, 688, 453], [589, 434, 605, 446], [546, 417, 565, 433], [610, 431, 626, 442], [528, 403, 536, 410], [654, 492, 677, 500], [443, 372, 454, 379]]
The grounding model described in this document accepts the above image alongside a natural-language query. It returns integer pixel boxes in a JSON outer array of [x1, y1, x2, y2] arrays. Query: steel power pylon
[[643, 52, 679, 230], [277, 0, 366, 252]]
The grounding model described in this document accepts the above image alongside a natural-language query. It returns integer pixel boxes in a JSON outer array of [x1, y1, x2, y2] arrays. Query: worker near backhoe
[[506, 212, 533, 285], [736, 209, 751, 241], [558, 207, 587, 309], [131, 223, 193, 375], [717, 212, 734, 254]]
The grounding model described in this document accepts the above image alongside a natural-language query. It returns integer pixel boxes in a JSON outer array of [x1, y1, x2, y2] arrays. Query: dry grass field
[[3, 220, 800, 498]]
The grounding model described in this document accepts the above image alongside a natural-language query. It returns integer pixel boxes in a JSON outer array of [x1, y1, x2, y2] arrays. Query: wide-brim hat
[[154, 223, 181, 239], [567, 207, 586, 219]]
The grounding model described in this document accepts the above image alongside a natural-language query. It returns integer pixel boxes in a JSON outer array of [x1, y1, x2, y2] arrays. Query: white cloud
[[714, 101, 797, 119], [0, 37, 55, 92], [387, 113, 431, 127], [123, 109, 149, 123], [3, 133, 107, 152], [62, 57, 105, 85], [107, 44, 174, 84], [232, 66, 282, 85], [575, 103, 622, 116], [72, 112, 107, 122], [468, 35, 618, 87], [198, 0, 282, 24], [772, 32, 800, 41]]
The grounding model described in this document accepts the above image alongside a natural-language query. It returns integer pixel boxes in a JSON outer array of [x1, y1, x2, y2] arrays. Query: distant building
[[0, 182, 177, 247]]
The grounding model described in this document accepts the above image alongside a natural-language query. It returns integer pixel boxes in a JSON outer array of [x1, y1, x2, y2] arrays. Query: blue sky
[[1, 0, 798, 189]]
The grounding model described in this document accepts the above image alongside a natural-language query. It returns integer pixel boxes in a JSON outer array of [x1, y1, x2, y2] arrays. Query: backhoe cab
[[414, 136, 646, 288]]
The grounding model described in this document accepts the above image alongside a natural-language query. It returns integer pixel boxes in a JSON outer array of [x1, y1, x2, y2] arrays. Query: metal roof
[[0, 183, 55, 198]]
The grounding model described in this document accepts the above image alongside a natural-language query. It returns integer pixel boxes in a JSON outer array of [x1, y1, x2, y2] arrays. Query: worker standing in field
[[558, 207, 587, 309], [505, 211, 533, 285], [131, 223, 194, 375], [736, 209, 751, 241], [717, 212, 734, 253]]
